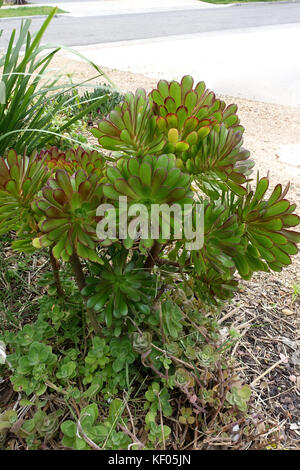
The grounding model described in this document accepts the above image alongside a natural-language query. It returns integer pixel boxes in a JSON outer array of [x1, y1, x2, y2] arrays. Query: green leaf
[[61, 420, 76, 438], [0, 80, 6, 105]]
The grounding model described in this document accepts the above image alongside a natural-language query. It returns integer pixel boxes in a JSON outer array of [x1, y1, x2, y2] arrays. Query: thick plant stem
[[144, 241, 161, 271], [69, 252, 86, 291], [69, 252, 103, 337], [49, 248, 65, 297]]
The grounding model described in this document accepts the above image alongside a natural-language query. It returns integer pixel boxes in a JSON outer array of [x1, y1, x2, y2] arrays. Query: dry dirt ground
[[50, 54, 300, 448]]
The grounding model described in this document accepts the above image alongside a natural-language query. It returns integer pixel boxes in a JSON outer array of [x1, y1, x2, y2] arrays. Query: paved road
[[0, 3, 300, 47]]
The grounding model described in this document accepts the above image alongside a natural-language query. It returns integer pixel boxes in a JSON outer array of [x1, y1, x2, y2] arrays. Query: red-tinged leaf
[[183, 116, 199, 134], [266, 231, 288, 245], [169, 81, 182, 108], [40, 218, 68, 233], [114, 178, 138, 199], [226, 180, 247, 196], [250, 230, 273, 249], [103, 184, 120, 200], [48, 225, 69, 242], [233, 254, 250, 278], [267, 261, 283, 272], [280, 229, 300, 243], [45, 206, 65, 218], [56, 170, 73, 198], [267, 184, 282, 205], [256, 244, 275, 263], [252, 177, 269, 203], [271, 246, 291, 266], [223, 103, 238, 119], [98, 119, 120, 137], [53, 188, 68, 205], [279, 241, 298, 256], [181, 75, 194, 100], [156, 80, 170, 100], [76, 227, 95, 249], [7, 150, 18, 168], [264, 200, 290, 218], [5, 180, 18, 197], [184, 90, 198, 114], [78, 180, 92, 200], [281, 214, 300, 227], [164, 96, 177, 114], [151, 89, 164, 106], [166, 113, 178, 129], [168, 187, 186, 202], [252, 218, 283, 231], [106, 167, 122, 183], [177, 106, 188, 130]]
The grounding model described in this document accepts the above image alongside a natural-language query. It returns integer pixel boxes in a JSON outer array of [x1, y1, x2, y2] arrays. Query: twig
[[118, 424, 145, 449], [250, 357, 288, 387], [144, 241, 161, 271], [69, 252, 103, 337], [158, 392, 166, 450], [77, 418, 102, 450]]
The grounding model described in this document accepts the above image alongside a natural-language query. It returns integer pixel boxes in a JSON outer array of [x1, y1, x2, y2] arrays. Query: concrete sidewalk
[[30, 0, 227, 17], [63, 23, 300, 108]]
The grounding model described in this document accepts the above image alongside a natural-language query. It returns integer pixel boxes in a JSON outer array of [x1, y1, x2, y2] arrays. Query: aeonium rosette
[[100, 153, 194, 250], [37, 146, 107, 179], [32, 169, 104, 261], [82, 249, 156, 327]]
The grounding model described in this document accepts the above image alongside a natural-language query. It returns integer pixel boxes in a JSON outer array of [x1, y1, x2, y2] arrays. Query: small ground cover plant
[[0, 33, 299, 448]]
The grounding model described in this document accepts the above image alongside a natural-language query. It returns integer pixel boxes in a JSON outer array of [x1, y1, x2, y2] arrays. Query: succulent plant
[[0, 149, 49, 238], [195, 202, 246, 274], [34, 410, 64, 439], [170, 200, 245, 282], [91, 89, 165, 156], [103, 154, 193, 247], [150, 75, 243, 154], [174, 367, 195, 388], [81, 250, 156, 326], [132, 331, 152, 354], [32, 169, 103, 261], [165, 342, 183, 358], [226, 384, 251, 412], [38, 146, 106, 178], [179, 407, 195, 425], [197, 345, 219, 368], [237, 177, 300, 278], [178, 125, 254, 197], [105, 154, 192, 204], [0, 410, 17, 439]]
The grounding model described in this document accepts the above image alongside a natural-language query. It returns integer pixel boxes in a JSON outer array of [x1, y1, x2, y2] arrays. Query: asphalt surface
[[0, 3, 300, 47]]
